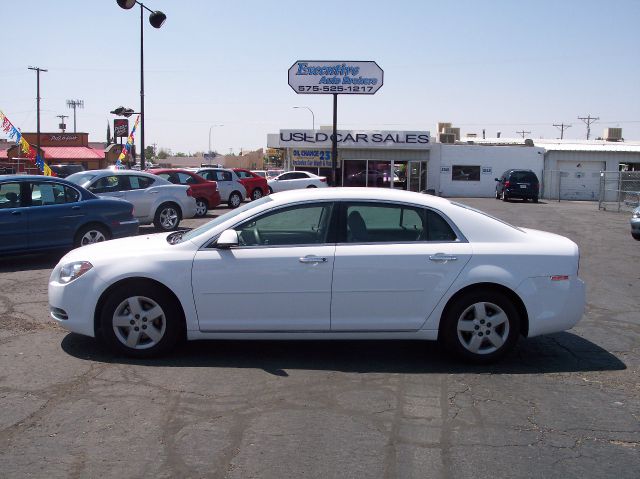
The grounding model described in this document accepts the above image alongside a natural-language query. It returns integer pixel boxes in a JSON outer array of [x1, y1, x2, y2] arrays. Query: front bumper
[[48, 267, 105, 338]]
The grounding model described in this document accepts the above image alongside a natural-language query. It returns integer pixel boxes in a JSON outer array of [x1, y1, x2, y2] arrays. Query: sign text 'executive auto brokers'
[[278, 130, 430, 149], [288, 61, 383, 95]]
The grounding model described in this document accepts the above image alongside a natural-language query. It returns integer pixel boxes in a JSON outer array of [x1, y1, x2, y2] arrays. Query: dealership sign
[[291, 149, 338, 168], [288, 61, 383, 95], [278, 130, 430, 149]]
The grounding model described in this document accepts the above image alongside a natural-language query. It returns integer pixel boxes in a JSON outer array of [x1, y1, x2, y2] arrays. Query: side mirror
[[494, 178, 500, 182], [216, 229, 239, 249]]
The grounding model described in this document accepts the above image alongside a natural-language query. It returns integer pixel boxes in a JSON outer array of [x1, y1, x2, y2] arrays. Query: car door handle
[[149, 191, 159, 194], [72, 206, 81, 210], [429, 254, 458, 262], [11, 211, 21, 215], [299, 256, 328, 263]]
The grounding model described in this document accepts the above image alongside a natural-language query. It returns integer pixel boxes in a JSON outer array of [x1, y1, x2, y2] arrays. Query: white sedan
[[267, 171, 327, 193], [67, 170, 197, 231], [49, 188, 585, 362]]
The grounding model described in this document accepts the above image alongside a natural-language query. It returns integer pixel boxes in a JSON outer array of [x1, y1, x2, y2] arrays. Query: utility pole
[[56, 114, 69, 133], [516, 130, 531, 139], [553, 123, 571, 140], [578, 114, 599, 140], [66, 99, 84, 133], [28, 66, 48, 167]]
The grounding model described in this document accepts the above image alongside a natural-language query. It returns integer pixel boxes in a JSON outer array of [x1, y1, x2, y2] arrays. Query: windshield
[[176, 196, 274, 243], [67, 172, 97, 186]]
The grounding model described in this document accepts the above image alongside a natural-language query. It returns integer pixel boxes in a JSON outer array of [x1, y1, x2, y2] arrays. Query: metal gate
[[598, 171, 640, 212]]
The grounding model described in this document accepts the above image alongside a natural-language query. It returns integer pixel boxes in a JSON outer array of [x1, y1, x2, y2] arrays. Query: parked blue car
[[0, 175, 138, 255]]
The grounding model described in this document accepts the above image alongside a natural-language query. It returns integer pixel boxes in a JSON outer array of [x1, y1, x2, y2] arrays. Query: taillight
[[320, 178, 327, 183], [186, 188, 193, 197], [504, 181, 510, 188]]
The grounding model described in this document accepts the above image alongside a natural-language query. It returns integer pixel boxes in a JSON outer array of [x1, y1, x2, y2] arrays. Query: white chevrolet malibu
[[49, 188, 585, 363]]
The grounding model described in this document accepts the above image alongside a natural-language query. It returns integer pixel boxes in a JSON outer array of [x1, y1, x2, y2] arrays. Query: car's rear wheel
[[75, 224, 110, 247], [251, 188, 263, 201], [268, 186, 274, 194], [194, 198, 208, 217], [154, 203, 181, 231], [441, 289, 520, 363], [501, 191, 509, 202], [228, 191, 242, 208], [495, 190, 500, 200], [632, 233, 640, 241], [307, 185, 317, 188], [533, 197, 539, 203], [100, 283, 182, 358]]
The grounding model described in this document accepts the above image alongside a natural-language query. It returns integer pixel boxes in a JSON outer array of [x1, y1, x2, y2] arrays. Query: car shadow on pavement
[[61, 331, 625, 376], [0, 252, 62, 273]]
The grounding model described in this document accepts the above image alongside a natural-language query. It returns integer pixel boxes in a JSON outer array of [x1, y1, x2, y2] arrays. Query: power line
[[516, 130, 531, 139], [578, 114, 599, 140], [553, 123, 572, 140], [56, 114, 69, 133]]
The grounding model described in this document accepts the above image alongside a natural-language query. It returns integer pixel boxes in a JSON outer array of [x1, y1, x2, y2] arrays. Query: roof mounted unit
[[439, 133, 456, 144], [604, 128, 623, 142]]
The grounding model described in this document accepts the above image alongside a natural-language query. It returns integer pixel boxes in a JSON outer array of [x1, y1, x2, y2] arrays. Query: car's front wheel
[[154, 203, 181, 231], [441, 289, 520, 363], [194, 198, 208, 217], [100, 282, 183, 357]]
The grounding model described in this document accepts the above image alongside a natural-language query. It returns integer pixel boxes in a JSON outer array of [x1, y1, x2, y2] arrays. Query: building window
[[452, 165, 480, 181]]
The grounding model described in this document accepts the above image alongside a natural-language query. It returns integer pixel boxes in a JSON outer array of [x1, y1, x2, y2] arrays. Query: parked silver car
[[195, 168, 246, 208], [631, 206, 640, 241], [67, 170, 197, 231]]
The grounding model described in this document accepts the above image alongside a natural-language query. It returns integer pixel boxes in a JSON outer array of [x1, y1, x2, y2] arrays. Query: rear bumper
[[516, 276, 586, 337], [505, 188, 538, 198], [112, 219, 139, 239]]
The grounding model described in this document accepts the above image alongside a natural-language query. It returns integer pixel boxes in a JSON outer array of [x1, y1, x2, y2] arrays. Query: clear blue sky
[[2, 0, 639, 154]]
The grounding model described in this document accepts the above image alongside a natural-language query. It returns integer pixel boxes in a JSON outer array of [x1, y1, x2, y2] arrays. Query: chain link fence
[[598, 171, 640, 211]]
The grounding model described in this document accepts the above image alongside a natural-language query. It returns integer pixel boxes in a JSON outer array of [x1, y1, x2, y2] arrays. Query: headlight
[[58, 261, 93, 284], [633, 211, 640, 219]]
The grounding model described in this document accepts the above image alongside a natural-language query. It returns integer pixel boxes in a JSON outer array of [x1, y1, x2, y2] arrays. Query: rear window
[[67, 172, 97, 186], [509, 171, 538, 183]]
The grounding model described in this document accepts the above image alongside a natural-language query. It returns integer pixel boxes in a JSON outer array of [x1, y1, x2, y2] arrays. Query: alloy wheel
[[456, 302, 510, 355], [80, 229, 106, 245], [112, 295, 167, 350]]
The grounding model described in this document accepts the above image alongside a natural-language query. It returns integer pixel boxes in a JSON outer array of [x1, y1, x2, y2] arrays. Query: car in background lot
[[495, 169, 540, 202], [254, 169, 285, 179], [49, 164, 85, 178], [267, 170, 327, 193], [67, 170, 197, 231], [1, 175, 137, 255], [48, 188, 585, 362], [195, 167, 246, 208], [233, 168, 269, 200], [148, 168, 221, 217], [631, 206, 640, 240]]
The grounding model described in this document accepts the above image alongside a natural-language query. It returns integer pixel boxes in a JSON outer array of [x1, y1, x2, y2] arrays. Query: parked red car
[[148, 169, 221, 217], [233, 168, 270, 201]]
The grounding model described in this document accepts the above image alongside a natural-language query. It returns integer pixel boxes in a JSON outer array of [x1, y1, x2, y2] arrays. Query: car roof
[[1, 174, 72, 183], [79, 169, 159, 178], [267, 187, 452, 207]]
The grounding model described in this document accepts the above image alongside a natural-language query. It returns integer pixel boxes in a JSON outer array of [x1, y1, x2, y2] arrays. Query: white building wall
[[437, 144, 544, 197]]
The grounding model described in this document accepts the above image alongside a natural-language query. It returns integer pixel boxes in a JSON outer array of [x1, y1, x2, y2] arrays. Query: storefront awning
[[42, 146, 103, 160]]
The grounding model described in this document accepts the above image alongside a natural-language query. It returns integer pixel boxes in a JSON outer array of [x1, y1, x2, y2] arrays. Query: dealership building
[[267, 128, 640, 200]]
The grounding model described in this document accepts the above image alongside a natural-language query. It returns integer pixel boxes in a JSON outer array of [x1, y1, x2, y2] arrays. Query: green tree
[[144, 146, 155, 158], [157, 149, 170, 160]]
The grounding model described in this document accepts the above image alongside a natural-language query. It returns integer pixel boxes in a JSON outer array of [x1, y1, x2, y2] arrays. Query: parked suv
[[495, 169, 540, 202]]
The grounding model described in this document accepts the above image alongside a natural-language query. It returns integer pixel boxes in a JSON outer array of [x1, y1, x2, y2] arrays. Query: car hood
[[59, 232, 175, 265]]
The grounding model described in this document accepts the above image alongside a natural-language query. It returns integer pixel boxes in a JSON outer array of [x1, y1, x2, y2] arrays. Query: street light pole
[[117, 0, 166, 171], [293, 106, 315, 130], [28, 66, 47, 168], [208, 124, 224, 154]]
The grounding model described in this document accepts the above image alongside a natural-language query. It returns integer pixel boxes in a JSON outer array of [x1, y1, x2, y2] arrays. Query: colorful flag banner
[[0, 109, 55, 176], [116, 114, 140, 169]]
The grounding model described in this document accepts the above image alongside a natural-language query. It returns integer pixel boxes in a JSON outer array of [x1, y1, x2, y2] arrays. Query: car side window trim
[[335, 200, 467, 244], [201, 200, 338, 249]]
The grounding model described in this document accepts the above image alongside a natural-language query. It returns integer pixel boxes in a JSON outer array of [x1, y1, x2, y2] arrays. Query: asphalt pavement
[[0, 198, 638, 478]]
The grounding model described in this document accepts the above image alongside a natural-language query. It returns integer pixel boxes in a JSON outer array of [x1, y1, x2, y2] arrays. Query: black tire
[[251, 188, 263, 201], [495, 190, 500, 200], [99, 282, 183, 358], [153, 203, 181, 231], [194, 198, 208, 217], [268, 186, 274, 194], [306, 185, 317, 188], [501, 191, 509, 202], [533, 197, 539, 203], [75, 224, 110, 247], [228, 191, 242, 208], [440, 289, 520, 363], [632, 232, 640, 241]]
